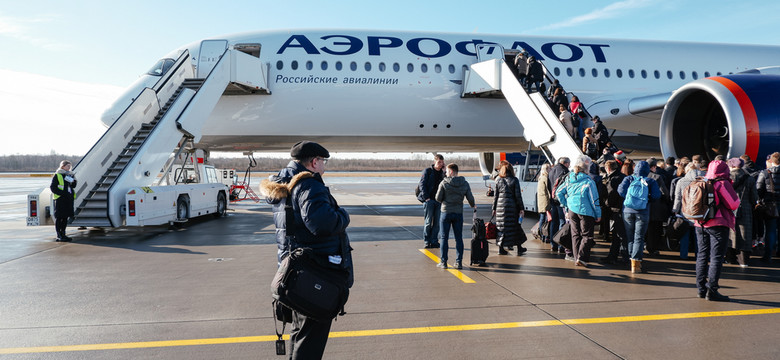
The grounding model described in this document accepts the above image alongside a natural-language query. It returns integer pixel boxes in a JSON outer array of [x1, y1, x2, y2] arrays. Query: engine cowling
[[660, 74, 780, 163], [478, 152, 498, 176]]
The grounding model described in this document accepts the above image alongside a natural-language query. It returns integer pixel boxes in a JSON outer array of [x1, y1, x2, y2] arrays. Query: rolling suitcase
[[471, 215, 489, 266]]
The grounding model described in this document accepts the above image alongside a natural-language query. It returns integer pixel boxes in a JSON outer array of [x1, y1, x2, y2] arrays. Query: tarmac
[[1, 176, 779, 359]]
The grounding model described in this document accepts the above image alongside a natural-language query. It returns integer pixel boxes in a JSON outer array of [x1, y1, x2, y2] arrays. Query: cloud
[[0, 13, 70, 51], [532, 0, 658, 32]]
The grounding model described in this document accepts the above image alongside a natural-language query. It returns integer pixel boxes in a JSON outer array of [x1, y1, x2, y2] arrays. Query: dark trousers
[[55, 217, 68, 238], [696, 226, 729, 292], [569, 211, 595, 263], [549, 206, 565, 251], [599, 207, 611, 240], [646, 220, 664, 253], [290, 311, 332, 359], [607, 211, 628, 261]]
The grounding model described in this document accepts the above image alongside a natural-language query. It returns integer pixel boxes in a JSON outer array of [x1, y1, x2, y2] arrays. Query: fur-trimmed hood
[[260, 171, 315, 202]]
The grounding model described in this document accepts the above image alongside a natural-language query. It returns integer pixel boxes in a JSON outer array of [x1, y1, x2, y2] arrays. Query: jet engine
[[478, 152, 498, 176], [660, 73, 780, 163]]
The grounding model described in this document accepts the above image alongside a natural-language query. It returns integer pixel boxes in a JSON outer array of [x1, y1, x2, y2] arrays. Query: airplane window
[[628, 69, 635, 78], [716, 72, 722, 76], [321, 61, 328, 70], [641, 70, 647, 78], [692, 71, 698, 79], [350, 62, 357, 71], [679, 71, 685, 80], [448, 64, 455, 74], [276, 60, 283, 70], [592, 68, 598, 78], [462, 65, 468, 74], [604, 69, 610, 78], [667, 70, 673, 79], [335, 61, 343, 71], [407, 63, 414, 72], [379, 62, 386, 72], [306, 61, 313, 70], [291, 61, 298, 70], [365, 62, 371, 71], [579, 68, 585, 77], [421, 64, 428, 73], [435, 64, 441, 73], [654, 70, 660, 79], [393, 63, 400, 72], [704, 71, 711, 77], [553, 67, 560, 76], [566, 67, 573, 77], [616, 69, 623, 78], [145, 58, 175, 76]]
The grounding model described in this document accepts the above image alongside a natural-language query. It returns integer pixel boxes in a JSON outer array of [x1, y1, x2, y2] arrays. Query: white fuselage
[[105, 30, 780, 153]]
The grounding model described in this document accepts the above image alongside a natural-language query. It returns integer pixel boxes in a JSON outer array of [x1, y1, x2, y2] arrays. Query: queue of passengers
[[536, 151, 780, 302]]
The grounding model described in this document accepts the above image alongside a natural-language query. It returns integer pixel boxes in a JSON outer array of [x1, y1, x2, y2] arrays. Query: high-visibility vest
[[52, 173, 75, 200]]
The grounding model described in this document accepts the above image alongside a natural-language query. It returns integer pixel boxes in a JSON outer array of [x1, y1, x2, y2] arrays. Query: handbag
[[272, 247, 350, 322]]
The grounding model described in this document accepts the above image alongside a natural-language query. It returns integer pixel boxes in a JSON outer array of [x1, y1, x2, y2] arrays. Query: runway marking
[[419, 249, 476, 283], [2, 308, 779, 354]]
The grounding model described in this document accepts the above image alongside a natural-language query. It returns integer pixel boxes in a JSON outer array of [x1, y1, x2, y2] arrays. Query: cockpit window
[[146, 58, 176, 76]]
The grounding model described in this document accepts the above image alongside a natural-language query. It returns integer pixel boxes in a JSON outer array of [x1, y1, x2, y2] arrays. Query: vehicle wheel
[[215, 192, 227, 218], [176, 196, 189, 220]]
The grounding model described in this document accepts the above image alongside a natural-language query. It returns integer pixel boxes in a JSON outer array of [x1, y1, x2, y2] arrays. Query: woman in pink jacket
[[695, 160, 740, 302]]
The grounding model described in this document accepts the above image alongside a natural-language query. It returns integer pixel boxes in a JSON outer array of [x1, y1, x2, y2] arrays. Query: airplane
[[100, 29, 780, 173]]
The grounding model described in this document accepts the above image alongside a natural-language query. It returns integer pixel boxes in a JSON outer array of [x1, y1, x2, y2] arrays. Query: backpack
[[623, 176, 649, 210], [681, 177, 718, 223], [551, 171, 569, 203], [586, 141, 597, 157]]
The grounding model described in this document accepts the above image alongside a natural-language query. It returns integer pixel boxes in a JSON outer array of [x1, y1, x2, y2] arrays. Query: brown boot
[[631, 259, 643, 273]]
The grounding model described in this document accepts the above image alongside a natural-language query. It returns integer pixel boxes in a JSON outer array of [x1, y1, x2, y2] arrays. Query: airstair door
[[197, 40, 229, 78]]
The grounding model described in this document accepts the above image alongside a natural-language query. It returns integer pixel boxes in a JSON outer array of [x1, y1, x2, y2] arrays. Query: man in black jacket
[[260, 141, 353, 359], [548, 157, 570, 253], [418, 154, 445, 248], [645, 158, 669, 256], [757, 152, 780, 262], [600, 160, 628, 264]]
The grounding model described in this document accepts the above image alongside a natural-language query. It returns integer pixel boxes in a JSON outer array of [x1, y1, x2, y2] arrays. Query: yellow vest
[[53, 173, 75, 200]]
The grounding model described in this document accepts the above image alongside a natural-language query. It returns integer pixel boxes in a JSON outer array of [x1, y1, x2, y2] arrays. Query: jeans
[[537, 211, 548, 241], [423, 199, 441, 246], [623, 212, 649, 260], [439, 212, 464, 263], [763, 218, 777, 260], [607, 211, 628, 261], [679, 227, 698, 259], [695, 226, 729, 292], [549, 206, 566, 250]]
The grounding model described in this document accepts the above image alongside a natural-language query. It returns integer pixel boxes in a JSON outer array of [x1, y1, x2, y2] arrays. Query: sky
[[1, 0, 779, 157]]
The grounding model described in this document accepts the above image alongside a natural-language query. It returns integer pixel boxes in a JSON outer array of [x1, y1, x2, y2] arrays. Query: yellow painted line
[[419, 249, 476, 283], [1, 308, 778, 354]]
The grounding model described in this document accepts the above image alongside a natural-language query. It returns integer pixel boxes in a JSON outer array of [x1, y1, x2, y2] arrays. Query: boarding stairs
[[70, 40, 269, 227], [462, 44, 585, 164]]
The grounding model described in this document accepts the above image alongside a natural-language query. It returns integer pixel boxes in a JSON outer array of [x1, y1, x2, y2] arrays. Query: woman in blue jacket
[[556, 156, 601, 267], [618, 160, 662, 273]]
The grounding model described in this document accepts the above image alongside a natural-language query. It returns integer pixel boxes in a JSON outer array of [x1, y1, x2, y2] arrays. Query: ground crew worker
[[50, 160, 77, 242]]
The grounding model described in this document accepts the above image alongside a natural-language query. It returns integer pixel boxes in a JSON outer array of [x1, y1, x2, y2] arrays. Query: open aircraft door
[[197, 40, 229, 78]]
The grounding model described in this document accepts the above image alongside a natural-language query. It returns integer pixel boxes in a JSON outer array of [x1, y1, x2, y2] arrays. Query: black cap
[[290, 141, 330, 160]]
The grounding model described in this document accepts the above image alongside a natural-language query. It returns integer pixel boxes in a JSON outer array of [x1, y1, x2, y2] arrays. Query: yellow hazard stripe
[[1, 308, 778, 354], [419, 249, 476, 283]]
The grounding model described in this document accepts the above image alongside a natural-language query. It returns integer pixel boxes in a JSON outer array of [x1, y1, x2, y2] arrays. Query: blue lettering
[[541, 42, 583, 62], [277, 35, 320, 54], [320, 35, 363, 55], [367, 36, 403, 56], [580, 44, 610, 63], [455, 39, 497, 56], [407, 38, 451, 58], [509, 42, 544, 61]]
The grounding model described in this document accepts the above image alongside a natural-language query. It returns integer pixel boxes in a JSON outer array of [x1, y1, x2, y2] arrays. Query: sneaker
[[697, 290, 706, 299], [739, 264, 749, 268], [454, 261, 462, 270], [706, 289, 730, 302], [431, 243, 440, 249], [424, 244, 433, 249], [575, 260, 588, 267], [437, 261, 448, 269], [498, 248, 508, 255], [517, 247, 527, 255], [565, 255, 575, 261]]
